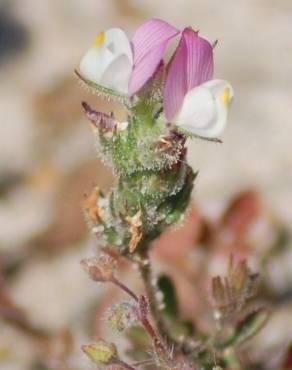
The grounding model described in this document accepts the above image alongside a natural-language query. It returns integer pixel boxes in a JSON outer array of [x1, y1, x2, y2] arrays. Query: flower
[[173, 79, 234, 138], [79, 28, 133, 94], [164, 27, 233, 138], [79, 19, 178, 96], [79, 20, 233, 138], [129, 18, 179, 95]]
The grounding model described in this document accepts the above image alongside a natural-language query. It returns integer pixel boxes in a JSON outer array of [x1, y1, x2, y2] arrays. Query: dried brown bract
[[212, 258, 259, 320]]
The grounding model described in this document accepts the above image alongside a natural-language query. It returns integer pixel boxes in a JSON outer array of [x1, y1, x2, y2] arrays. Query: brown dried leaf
[[212, 258, 259, 319], [125, 211, 143, 253], [81, 254, 116, 282], [84, 186, 107, 224]]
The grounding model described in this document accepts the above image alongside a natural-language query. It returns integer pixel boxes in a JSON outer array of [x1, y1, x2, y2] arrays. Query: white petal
[[104, 28, 133, 63], [79, 47, 114, 86], [79, 28, 133, 94], [101, 54, 133, 93], [173, 79, 234, 138]]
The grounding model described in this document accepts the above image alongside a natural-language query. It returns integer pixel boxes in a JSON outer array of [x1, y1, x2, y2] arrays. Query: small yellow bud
[[82, 340, 117, 365]]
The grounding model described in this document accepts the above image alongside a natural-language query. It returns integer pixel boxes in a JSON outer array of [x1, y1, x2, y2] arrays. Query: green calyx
[[83, 97, 195, 254], [97, 102, 184, 174]]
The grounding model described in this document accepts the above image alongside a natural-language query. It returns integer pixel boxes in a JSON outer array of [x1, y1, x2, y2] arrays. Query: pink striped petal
[[129, 19, 179, 95], [164, 27, 214, 120]]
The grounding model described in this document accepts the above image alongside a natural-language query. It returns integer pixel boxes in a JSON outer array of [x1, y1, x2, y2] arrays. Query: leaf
[[211, 258, 260, 319], [157, 274, 178, 317], [227, 307, 269, 346], [180, 320, 196, 336], [125, 325, 151, 360]]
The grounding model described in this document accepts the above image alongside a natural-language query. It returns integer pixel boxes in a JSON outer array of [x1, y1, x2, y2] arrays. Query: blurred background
[[0, 1, 292, 369]]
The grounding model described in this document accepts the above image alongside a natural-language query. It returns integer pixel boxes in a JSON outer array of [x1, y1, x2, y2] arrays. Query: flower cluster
[[79, 18, 233, 139], [77, 19, 234, 254], [75, 24, 273, 369]]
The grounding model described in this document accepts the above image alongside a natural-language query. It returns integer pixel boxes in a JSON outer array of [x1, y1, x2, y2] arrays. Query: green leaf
[[226, 307, 269, 346], [181, 320, 196, 336], [157, 274, 178, 317], [125, 326, 151, 360]]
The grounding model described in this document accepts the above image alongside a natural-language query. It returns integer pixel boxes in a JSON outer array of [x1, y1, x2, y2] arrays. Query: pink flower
[[129, 18, 179, 95], [79, 19, 233, 138], [79, 19, 178, 96], [164, 27, 233, 138], [164, 27, 214, 120]]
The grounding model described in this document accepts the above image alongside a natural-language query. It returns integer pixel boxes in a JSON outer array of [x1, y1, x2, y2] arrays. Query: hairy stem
[[117, 359, 138, 370], [111, 274, 164, 349], [111, 277, 139, 302], [137, 247, 172, 344]]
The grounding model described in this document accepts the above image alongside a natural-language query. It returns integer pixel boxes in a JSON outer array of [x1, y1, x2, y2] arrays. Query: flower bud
[[82, 340, 117, 365], [107, 302, 138, 332], [80, 254, 116, 282], [79, 28, 133, 95]]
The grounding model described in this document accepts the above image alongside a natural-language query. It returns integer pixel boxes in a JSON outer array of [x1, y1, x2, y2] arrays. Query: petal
[[129, 19, 179, 95], [79, 28, 133, 94], [173, 79, 234, 138], [128, 43, 166, 95], [101, 54, 133, 93], [79, 47, 114, 86], [104, 28, 133, 62], [164, 27, 214, 120], [131, 19, 179, 65]]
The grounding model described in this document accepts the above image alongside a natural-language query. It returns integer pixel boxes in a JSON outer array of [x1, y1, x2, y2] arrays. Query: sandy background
[[0, 1, 292, 369]]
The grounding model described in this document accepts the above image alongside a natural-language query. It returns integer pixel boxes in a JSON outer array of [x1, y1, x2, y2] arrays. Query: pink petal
[[164, 27, 214, 120], [129, 19, 179, 95]]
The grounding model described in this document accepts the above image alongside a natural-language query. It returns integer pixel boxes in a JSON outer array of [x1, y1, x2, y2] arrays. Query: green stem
[[117, 359, 138, 370], [223, 348, 243, 370]]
